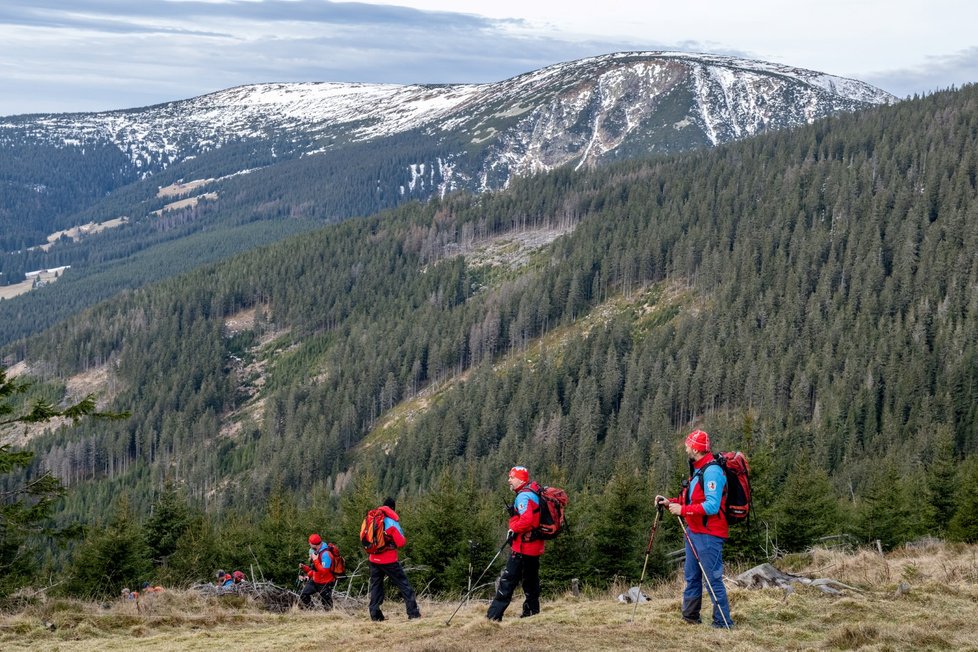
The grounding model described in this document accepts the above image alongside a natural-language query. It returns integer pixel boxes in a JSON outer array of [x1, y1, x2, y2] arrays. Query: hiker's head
[[684, 429, 711, 459], [308, 533, 322, 547], [508, 466, 529, 491], [215, 569, 226, 580], [383, 496, 396, 511]]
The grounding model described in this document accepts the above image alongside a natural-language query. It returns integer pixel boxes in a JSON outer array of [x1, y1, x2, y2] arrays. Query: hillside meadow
[[2, 543, 976, 651]]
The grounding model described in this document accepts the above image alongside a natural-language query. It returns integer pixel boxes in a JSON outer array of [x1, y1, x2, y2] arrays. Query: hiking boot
[[682, 617, 702, 625], [519, 611, 539, 618]]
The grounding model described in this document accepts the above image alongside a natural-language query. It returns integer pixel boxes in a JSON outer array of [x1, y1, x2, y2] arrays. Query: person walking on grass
[[299, 533, 336, 610], [656, 429, 734, 629], [486, 465, 545, 621], [367, 498, 421, 621]]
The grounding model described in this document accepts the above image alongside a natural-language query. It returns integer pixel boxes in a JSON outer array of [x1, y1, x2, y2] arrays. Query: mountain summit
[[2, 51, 894, 198]]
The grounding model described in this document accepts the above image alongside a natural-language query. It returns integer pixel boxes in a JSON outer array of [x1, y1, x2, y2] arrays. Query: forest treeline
[[3, 84, 978, 597]]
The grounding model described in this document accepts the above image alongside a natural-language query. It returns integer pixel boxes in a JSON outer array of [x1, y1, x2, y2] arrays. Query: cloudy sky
[[2, 0, 976, 116]]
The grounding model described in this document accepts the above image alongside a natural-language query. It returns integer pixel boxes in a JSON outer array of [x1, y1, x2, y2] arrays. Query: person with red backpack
[[656, 430, 734, 629], [486, 465, 545, 621], [298, 533, 336, 610], [365, 497, 421, 621]]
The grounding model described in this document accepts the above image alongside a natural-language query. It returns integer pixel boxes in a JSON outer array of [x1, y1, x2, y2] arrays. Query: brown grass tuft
[[3, 543, 978, 650]]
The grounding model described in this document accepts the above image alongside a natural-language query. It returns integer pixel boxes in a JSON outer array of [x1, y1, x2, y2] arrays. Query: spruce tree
[[948, 456, 978, 543], [65, 496, 152, 598]]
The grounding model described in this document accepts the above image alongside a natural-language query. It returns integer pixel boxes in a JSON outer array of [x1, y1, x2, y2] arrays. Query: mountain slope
[[0, 52, 893, 348], [5, 84, 976, 533], [1, 51, 893, 248]]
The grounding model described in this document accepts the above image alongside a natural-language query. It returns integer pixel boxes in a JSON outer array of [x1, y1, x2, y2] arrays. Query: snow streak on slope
[[0, 52, 895, 183]]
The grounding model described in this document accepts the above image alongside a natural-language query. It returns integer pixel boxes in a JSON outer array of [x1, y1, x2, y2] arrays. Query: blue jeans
[[683, 531, 733, 628]]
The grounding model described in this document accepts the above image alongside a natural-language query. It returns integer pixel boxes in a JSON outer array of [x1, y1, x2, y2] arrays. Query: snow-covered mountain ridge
[[2, 51, 894, 188]]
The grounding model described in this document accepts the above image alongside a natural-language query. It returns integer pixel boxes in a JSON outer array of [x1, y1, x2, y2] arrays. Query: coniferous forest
[[3, 84, 978, 599]]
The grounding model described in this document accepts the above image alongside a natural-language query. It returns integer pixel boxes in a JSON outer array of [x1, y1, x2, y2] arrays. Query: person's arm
[[510, 492, 538, 535], [312, 549, 332, 572], [682, 466, 725, 518], [387, 519, 407, 548]]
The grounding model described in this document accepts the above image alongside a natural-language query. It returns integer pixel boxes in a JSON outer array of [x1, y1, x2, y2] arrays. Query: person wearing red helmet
[[486, 465, 545, 621], [656, 430, 734, 628], [299, 533, 336, 609]]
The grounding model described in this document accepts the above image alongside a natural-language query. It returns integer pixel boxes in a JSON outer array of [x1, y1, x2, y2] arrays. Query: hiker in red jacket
[[299, 533, 336, 609], [368, 498, 421, 621], [487, 465, 544, 621], [656, 429, 734, 628]]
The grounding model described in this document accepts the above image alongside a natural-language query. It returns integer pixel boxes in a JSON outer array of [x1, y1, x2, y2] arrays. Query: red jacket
[[510, 482, 545, 556], [368, 505, 407, 564], [670, 454, 729, 538], [302, 542, 336, 584]]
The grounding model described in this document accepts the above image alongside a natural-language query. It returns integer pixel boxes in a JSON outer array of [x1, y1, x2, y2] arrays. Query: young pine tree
[[65, 496, 152, 599], [774, 459, 842, 552], [948, 455, 978, 543]]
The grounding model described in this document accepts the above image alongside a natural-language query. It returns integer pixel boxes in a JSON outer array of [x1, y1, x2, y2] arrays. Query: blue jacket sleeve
[[699, 464, 726, 516]]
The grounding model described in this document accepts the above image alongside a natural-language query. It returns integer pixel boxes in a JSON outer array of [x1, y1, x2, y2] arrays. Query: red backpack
[[359, 509, 391, 554], [532, 485, 569, 539], [324, 542, 346, 575], [710, 451, 752, 524]]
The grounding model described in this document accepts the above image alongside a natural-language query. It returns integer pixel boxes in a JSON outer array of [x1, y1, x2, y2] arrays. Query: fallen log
[[732, 563, 861, 595]]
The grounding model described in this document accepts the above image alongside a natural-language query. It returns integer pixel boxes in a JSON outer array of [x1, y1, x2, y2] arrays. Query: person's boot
[[682, 596, 702, 624]]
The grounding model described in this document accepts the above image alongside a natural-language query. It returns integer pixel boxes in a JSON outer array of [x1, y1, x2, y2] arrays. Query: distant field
[[0, 269, 65, 300], [2, 543, 976, 651], [157, 178, 213, 198], [34, 218, 128, 252], [0, 278, 33, 300]]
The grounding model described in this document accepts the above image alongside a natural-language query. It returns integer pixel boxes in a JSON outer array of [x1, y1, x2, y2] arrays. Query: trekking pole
[[445, 535, 511, 626], [676, 515, 731, 629], [629, 504, 663, 623]]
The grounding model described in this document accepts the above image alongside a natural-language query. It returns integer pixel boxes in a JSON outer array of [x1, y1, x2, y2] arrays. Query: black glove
[[506, 529, 516, 544], [505, 501, 517, 518]]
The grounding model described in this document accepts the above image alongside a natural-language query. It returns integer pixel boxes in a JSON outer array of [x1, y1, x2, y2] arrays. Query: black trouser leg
[[384, 562, 421, 618], [486, 553, 524, 621], [300, 579, 331, 609], [520, 554, 540, 616], [368, 563, 386, 621], [318, 581, 334, 610]]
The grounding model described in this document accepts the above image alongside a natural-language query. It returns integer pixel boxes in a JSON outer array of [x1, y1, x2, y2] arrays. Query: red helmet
[[308, 533, 322, 546]]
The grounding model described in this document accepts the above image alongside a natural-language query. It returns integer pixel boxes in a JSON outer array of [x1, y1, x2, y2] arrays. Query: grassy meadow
[[2, 543, 977, 651]]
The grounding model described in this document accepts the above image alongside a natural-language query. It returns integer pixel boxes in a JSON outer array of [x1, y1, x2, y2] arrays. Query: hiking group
[[240, 429, 746, 626]]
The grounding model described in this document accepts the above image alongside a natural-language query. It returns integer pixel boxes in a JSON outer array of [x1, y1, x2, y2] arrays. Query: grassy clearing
[[3, 543, 977, 650]]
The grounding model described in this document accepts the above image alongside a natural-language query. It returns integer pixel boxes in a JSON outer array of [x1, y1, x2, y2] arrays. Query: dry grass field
[[2, 543, 977, 651]]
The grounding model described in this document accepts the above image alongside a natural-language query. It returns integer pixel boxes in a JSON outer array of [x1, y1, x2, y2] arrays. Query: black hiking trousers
[[486, 552, 540, 620], [299, 579, 334, 609], [368, 561, 421, 620]]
